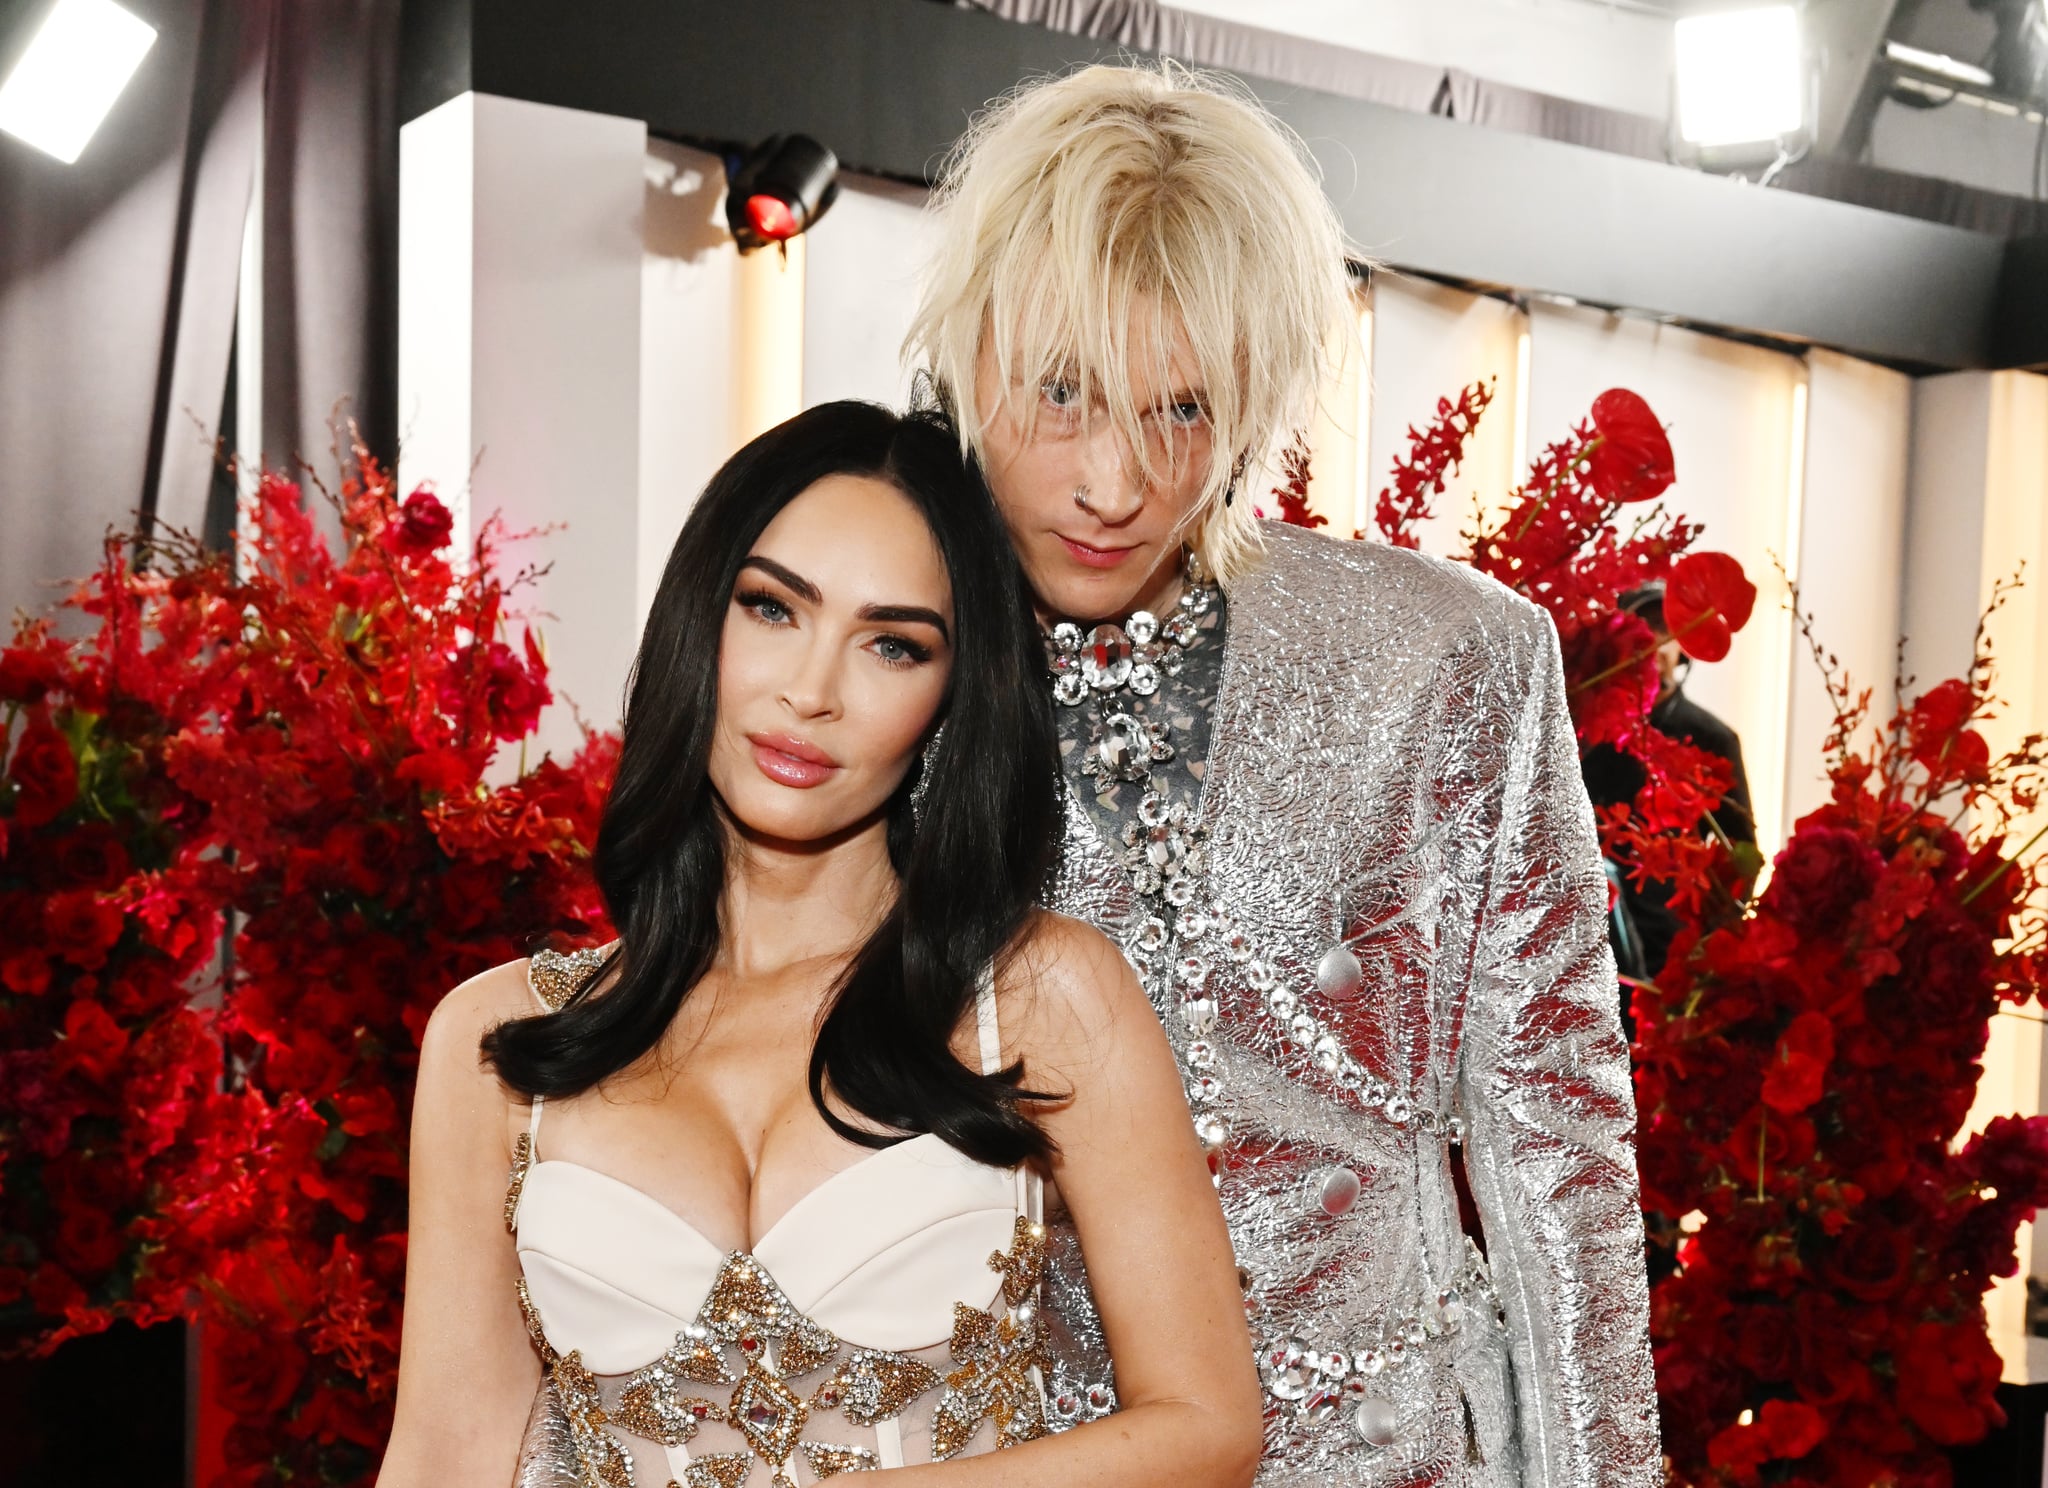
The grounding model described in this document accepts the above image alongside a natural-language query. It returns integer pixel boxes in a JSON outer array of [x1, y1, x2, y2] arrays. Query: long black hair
[[481, 401, 1062, 1167]]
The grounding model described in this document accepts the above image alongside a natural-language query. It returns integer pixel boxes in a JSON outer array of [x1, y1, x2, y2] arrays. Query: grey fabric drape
[[0, 0, 267, 633], [0, 0, 398, 633]]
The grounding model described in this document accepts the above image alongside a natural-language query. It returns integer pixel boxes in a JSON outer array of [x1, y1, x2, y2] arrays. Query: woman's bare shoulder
[[418, 958, 539, 1078], [1001, 910, 1152, 1059]]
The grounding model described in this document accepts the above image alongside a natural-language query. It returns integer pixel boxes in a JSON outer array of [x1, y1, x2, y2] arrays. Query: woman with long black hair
[[377, 401, 1259, 1488]]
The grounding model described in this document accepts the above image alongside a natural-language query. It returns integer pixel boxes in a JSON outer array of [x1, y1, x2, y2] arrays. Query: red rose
[[42, 889, 126, 970], [0, 633, 64, 703], [1734, 1305, 1797, 1381], [1761, 1011, 1834, 1115], [1768, 821, 1884, 939], [55, 998, 131, 1083], [1898, 1320, 2002, 1445], [9, 710, 78, 827], [48, 822, 131, 890], [1819, 1220, 1911, 1302], [54, 1206, 124, 1274], [482, 635, 552, 742], [1586, 388, 1676, 504], [1757, 1398, 1826, 1458], [395, 487, 454, 553], [210, 1328, 309, 1417]]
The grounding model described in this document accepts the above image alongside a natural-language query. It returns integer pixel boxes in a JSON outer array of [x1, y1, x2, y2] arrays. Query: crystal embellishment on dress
[[929, 1217, 1053, 1459], [504, 1129, 532, 1235], [799, 1439, 880, 1478], [681, 1453, 753, 1488], [529, 943, 611, 1011], [550, 1350, 634, 1488], [522, 1220, 1049, 1483]]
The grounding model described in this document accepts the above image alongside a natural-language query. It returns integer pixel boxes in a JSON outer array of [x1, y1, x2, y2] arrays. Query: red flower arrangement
[[1347, 385, 2048, 1485], [0, 445, 615, 1485], [1636, 603, 2048, 1487]]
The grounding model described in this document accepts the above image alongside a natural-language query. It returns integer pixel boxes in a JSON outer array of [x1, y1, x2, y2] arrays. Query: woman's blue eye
[[872, 634, 931, 668], [1165, 400, 1206, 428], [1042, 378, 1081, 409], [736, 590, 791, 624]]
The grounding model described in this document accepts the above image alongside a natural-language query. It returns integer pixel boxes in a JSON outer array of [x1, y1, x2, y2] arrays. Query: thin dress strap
[[521, 959, 556, 1147], [973, 963, 1003, 1077], [975, 964, 1046, 1224]]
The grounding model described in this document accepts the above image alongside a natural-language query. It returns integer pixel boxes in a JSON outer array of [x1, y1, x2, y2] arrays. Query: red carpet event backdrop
[[2, 394, 2044, 1488]]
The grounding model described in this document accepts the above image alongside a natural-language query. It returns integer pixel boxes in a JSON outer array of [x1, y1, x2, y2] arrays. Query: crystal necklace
[[1044, 553, 1219, 902]]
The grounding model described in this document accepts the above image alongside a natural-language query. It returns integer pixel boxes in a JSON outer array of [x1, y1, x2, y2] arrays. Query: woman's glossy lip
[[747, 733, 841, 788], [1057, 535, 1140, 569]]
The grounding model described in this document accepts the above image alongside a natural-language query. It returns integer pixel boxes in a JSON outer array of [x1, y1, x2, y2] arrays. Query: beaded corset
[[1039, 523, 1661, 1487], [509, 948, 1050, 1488]]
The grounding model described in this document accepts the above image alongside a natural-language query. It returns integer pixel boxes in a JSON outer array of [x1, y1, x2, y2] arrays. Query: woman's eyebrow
[[859, 604, 951, 642], [738, 555, 820, 602]]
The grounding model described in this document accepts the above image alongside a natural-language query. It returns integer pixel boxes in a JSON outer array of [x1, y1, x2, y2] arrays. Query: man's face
[[1653, 629, 1684, 692], [972, 305, 1217, 623]]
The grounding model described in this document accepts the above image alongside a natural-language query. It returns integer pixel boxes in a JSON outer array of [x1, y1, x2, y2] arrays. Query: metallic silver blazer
[[1037, 523, 1659, 1487]]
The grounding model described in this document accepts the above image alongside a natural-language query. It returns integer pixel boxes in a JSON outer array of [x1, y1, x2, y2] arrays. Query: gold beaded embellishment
[[929, 1217, 1052, 1460], [801, 1440, 879, 1478], [550, 1350, 633, 1488], [504, 1129, 533, 1235], [529, 944, 612, 1011], [523, 1221, 1047, 1483], [516, 1278, 556, 1366], [679, 1454, 751, 1488]]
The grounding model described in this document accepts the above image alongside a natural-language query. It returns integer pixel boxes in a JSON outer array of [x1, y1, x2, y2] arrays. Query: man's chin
[[1028, 567, 1151, 625]]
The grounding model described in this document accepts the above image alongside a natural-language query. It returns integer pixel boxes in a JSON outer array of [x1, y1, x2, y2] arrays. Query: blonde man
[[908, 64, 1659, 1487]]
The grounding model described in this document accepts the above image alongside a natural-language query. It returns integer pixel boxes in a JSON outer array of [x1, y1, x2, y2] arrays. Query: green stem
[[1961, 820, 2048, 906], [1506, 444, 1598, 544], [1571, 608, 1724, 695], [1756, 1108, 1769, 1204]]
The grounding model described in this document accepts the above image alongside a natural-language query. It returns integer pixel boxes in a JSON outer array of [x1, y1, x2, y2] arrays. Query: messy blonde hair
[[906, 61, 1354, 587]]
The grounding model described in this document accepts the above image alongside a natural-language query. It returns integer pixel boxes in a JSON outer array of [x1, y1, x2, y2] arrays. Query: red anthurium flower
[[1664, 551, 1756, 663], [1587, 388, 1675, 504]]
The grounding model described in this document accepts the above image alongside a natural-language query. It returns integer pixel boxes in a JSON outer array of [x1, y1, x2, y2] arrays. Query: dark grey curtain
[[0, 0, 398, 633], [0, 0, 266, 632]]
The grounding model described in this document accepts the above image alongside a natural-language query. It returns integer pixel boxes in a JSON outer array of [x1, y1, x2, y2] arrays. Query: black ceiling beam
[[401, 0, 2026, 372]]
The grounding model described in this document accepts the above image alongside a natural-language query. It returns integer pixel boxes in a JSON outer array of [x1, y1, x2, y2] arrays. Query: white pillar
[[1910, 370, 2048, 1372], [399, 93, 646, 762]]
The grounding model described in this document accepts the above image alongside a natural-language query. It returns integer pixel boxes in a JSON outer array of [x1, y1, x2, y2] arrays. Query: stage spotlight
[[1675, 6, 1805, 149], [725, 134, 839, 254], [0, 0, 157, 164]]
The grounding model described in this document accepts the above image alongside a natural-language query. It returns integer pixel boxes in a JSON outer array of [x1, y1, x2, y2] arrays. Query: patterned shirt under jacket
[[1036, 521, 1660, 1487]]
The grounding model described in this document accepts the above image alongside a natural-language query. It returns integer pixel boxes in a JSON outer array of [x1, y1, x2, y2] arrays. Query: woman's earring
[[910, 722, 946, 824]]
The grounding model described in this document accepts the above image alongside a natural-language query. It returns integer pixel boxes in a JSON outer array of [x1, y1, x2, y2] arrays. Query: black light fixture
[[1967, 0, 2048, 105], [724, 134, 840, 254]]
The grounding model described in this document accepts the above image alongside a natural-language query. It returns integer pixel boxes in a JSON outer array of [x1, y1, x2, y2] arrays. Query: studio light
[[0, 0, 157, 164], [725, 134, 839, 254], [1674, 6, 1805, 148]]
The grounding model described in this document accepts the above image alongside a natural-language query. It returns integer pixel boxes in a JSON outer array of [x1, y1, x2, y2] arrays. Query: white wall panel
[[640, 139, 744, 627], [399, 94, 646, 762], [1782, 349, 1910, 829], [1361, 274, 1525, 557], [802, 173, 934, 411], [1527, 303, 1802, 854]]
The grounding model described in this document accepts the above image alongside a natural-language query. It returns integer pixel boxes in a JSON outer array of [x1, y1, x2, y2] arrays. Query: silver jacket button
[[1353, 1396, 1401, 1447], [1316, 943, 1364, 1001]]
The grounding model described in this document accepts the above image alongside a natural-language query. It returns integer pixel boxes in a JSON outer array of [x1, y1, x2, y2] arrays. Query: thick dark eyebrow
[[738, 555, 820, 603], [741, 556, 950, 642], [859, 604, 951, 643]]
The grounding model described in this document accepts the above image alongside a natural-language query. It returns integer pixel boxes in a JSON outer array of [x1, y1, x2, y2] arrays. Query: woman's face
[[974, 304, 1216, 624], [710, 473, 955, 848]]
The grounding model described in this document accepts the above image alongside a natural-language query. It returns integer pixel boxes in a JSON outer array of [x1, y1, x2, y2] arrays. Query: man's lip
[[1057, 535, 1140, 569], [747, 732, 839, 767]]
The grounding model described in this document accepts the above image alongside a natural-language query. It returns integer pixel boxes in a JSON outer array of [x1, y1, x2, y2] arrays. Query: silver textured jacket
[[1037, 523, 1659, 1487]]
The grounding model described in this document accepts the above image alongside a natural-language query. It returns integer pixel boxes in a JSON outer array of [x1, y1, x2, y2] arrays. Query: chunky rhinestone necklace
[[1044, 557, 1220, 901]]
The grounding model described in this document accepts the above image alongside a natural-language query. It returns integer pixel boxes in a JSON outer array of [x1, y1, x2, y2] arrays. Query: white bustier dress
[[508, 946, 1050, 1488]]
